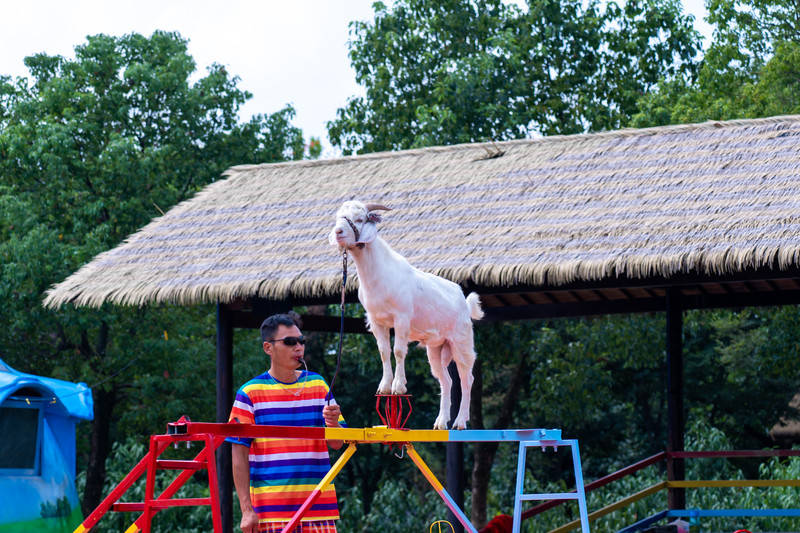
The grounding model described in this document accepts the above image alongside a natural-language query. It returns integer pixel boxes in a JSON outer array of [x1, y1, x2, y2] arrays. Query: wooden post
[[666, 288, 685, 510], [447, 362, 466, 533], [216, 303, 234, 533]]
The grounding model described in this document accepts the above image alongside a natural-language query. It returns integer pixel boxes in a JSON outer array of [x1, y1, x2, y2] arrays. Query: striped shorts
[[260, 520, 337, 533]]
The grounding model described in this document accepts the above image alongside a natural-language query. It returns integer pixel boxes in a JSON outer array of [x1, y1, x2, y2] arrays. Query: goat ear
[[366, 212, 383, 223], [358, 222, 378, 244]]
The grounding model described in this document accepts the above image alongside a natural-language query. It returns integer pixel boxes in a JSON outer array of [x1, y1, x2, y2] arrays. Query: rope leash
[[326, 249, 347, 405]]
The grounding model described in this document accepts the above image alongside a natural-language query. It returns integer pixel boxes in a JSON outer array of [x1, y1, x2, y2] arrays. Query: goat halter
[[341, 208, 387, 248], [342, 216, 361, 243]]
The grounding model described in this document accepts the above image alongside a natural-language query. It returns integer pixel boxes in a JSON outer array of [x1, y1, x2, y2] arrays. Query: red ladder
[[74, 419, 224, 533]]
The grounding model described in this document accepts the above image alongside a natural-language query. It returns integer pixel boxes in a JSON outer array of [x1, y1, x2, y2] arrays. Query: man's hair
[[260, 311, 302, 343]]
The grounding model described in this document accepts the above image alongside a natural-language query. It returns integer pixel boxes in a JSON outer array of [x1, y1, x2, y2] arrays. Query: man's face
[[263, 324, 305, 370]]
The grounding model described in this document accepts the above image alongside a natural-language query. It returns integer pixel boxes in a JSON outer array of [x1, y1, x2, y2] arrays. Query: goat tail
[[466, 292, 484, 320]]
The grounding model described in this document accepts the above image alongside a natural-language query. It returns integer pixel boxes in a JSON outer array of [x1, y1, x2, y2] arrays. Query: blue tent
[[0, 359, 92, 532]]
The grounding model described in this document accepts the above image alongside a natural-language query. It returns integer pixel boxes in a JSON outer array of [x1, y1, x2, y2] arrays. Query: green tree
[[685, 307, 800, 450], [707, 0, 800, 69], [0, 30, 306, 514], [328, 0, 700, 154], [632, 0, 800, 126]]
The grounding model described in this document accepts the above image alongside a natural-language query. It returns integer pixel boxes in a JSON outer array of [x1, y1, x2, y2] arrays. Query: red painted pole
[[141, 435, 160, 533], [281, 488, 324, 533], [206, 434, 223, 533]]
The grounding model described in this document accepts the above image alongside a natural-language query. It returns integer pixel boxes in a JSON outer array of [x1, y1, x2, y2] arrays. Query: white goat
[[329, 200, 483, 429]]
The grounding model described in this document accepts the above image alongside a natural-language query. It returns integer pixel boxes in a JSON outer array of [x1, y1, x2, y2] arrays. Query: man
[[228, 313, 345, 533]]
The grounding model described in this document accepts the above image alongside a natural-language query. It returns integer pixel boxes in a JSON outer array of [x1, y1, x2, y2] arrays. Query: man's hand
[[239, 509, 259, 533], [323, 404, 341, 427], [323, 404, 344, 450]]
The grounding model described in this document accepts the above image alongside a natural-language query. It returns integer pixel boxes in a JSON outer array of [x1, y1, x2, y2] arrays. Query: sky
[[1, 1, 712, 158]]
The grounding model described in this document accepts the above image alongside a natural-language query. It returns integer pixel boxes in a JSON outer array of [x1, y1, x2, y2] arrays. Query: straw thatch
[[44, 115, 800, 309]]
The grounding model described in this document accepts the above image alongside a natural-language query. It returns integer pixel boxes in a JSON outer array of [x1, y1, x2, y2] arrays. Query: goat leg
[[391, 319, 409, 394], [372, 324, 393, 394], [432, 343, 453, 430], [451, 357, 475, 430]]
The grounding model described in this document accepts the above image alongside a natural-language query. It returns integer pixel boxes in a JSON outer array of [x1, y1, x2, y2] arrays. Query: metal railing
[[519, 449, 800, 533]]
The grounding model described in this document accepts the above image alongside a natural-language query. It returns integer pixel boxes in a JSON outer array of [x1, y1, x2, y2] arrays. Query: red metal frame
[[375, 393, 413, 429], [74, 427, 225, 533]]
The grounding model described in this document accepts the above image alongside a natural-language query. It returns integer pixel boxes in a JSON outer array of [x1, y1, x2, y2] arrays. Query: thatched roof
[[44, 115, 800, 309]]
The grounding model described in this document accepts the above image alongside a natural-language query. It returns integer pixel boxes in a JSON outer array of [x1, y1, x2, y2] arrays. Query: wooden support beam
[[226, 283, 800, 330], [215, 303, 234, 533], [301, 314, 368, 333], [618, 287, 633, 299], [480, 299, 666, 321], [538, 292, 556, 304], [593, 289, 610, 301], [447, 362, 465, 533], [476, 289, 800, 323], [229, 311, 369, 333], [494, 293, 513, 306], [686, 289, 800, 310], [666, 288, 685, 510]]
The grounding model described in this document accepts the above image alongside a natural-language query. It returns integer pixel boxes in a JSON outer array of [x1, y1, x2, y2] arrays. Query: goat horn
[[365, 203, 392, 212]]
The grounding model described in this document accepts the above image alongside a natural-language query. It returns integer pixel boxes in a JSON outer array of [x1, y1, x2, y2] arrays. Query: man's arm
[[232, 443, 259, 533], [323, 404, 344, 450]]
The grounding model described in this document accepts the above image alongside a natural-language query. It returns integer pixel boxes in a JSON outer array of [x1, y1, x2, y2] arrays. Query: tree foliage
[[707, 0, 800, 68], [0, 30, 307, 514], [328, 0, 701, 153], [3, 2, 800, 531], [633, 0, 800, 126]]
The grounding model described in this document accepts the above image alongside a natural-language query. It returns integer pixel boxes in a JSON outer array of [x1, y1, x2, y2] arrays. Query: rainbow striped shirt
[[227, 371, 345, 524]]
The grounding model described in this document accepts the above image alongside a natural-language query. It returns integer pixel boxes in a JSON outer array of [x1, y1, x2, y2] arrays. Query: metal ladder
[[512, 437, 590, 533], [73, 418, 224, 533]]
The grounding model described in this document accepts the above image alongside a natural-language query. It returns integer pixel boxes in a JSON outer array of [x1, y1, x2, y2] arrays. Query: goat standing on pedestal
[[329, 200, 483, 429]]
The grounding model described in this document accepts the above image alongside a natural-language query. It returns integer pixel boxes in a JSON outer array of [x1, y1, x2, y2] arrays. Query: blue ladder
[[512, 436, 590, 533]]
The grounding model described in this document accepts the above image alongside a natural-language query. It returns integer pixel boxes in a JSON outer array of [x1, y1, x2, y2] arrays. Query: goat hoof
[[433, 416, 448, 430], [391, 382, 407, 395], [452, 417, 468, 430]]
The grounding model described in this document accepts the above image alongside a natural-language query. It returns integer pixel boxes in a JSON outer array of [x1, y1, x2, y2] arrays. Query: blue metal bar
[[520, 493, 581, 501], [512, 439, 590, 532], [570, 439, 591, 533], [448, 428, 562, 442], [512, 441, 526, 533], [617, 510, 669, 533], [667, 508, 800, 518], [438, 486, 479, 533]]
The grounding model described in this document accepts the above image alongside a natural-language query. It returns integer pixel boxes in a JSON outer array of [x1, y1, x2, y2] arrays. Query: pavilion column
[[216, 303, 234, 533], [666, 288, 685, 510], [446, 362, 466, 533]]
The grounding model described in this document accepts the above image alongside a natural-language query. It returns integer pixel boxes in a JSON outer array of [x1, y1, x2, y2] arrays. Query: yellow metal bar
[[405, 443, 445, 491], [668, 479, 800, 488], [324, 427, 449, 443], [547, 482, 668, 533], [405, 444, 478, 533], [73, 526, 88, 533], [320, 442, 358, 487], [124, 524, 141, 533]]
